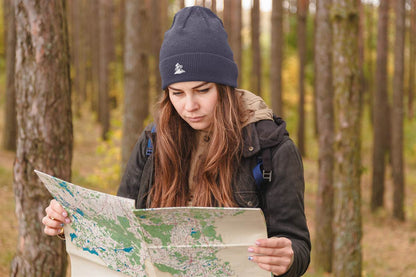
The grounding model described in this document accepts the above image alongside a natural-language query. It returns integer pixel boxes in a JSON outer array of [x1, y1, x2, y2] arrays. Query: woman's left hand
[[248, 237, 294, 276]]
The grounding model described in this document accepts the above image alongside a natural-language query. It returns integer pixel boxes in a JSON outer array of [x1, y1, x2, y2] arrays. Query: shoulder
[[242, 116, 290, 158]]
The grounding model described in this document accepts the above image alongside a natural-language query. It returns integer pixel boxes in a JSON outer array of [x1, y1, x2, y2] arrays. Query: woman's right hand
[[42, 199, 71, 236]]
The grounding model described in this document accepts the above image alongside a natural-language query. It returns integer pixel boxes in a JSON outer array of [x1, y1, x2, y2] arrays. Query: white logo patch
[[174, 63, 186, 75]]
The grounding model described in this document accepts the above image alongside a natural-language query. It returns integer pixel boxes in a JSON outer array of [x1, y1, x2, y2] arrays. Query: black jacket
[[118, 117, 311, 277]]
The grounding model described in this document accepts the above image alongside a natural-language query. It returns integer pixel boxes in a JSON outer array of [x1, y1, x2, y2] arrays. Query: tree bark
[[408, 0, 416, 119], [251, 0, 262, 96], [98, 0, 113, 140], [121, 0, 150, 173], [392, 0, 406, 221], [211, 0, 216, 14], [331, 0, 362, 276], [365, 2, 375, 119], [230, 0, 242, 86], [270, 0, 284, 116], [12, 0, 72, 275], [357, 0, 365, 117], [152, 0, 163, 94], [223, 0, 232, 35], [88, 0, 100, 114], [3, 0, 17, 151], [297, 0, 308, 156], [371, 0, 390, 211], [314, 0, 334, 272]]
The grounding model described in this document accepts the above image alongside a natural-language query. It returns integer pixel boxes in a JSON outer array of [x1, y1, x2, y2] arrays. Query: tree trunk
[[371, 0, 390, 211], [3, 0, 17, 151], [270, 0, 284, 116], [121, 0, 150, 173], [223, 0, 232, 35], [98, 0, 113, 140], [357, 0, 365, 117], [230, 0, 242, 86], [251, 0, 262, 96], [159, 0, 169, 38], [365, 2, 375, 119], [331, 0, 362, 276], [88, 0, 100, 114], [392, 0, 406, 221], [408, 0, 416, 119], [314, 0, 334, 272], [152, 0, 163, 94], [211, 0, 216, 14], [12, 0, 72, 276], [68, 0, 80, 116], [297, 0, 308, 156]]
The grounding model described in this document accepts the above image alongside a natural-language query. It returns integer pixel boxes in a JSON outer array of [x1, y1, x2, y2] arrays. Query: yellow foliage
[[282, 56, 299, 107], [86, 119, 122, 193]]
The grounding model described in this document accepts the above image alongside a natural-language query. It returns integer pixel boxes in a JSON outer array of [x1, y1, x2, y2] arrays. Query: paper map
[[35, 170, 269, 276]]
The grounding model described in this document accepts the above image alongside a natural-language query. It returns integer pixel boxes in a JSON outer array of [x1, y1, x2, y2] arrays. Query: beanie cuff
[[160, 52, 238, 90]]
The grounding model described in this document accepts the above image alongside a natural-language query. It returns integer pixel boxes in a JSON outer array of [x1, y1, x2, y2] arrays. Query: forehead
[[168, 81, 211, 90]]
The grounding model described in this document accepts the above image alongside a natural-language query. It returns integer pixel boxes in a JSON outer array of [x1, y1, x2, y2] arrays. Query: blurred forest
[[0, 0, 416, 276]]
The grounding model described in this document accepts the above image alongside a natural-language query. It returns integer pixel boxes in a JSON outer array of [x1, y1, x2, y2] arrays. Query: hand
[[248, 237, 294, 276], [42, 199, 71, 236]]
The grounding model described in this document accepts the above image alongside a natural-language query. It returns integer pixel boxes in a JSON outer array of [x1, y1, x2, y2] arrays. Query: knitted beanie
[[159, 6, 238, 89]]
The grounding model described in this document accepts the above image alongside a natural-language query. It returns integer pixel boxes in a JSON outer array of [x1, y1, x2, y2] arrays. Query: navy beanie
[[159, 6, 238, 90]]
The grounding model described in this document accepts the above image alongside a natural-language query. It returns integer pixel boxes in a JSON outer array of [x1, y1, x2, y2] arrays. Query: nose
[[184, 95, 199, 112]]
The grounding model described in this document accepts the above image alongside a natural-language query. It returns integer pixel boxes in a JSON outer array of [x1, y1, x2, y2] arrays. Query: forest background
[[0, 0, 416, 276]]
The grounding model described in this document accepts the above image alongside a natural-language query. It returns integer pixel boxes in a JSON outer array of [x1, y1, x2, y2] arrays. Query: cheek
[[207, 95, 218, 113], [169, 97, 182, 114]]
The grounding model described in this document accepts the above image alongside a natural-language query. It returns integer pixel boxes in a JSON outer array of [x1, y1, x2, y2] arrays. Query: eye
[[197, 87, 210, 93], [170, 91, 183, 96]]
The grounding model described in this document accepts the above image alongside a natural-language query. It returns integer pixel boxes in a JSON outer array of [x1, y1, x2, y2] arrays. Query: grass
[[0, 165, 16, 276]]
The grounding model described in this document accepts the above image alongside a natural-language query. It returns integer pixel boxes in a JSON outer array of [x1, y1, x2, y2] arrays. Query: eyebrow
[[168, 82, 209, 91]]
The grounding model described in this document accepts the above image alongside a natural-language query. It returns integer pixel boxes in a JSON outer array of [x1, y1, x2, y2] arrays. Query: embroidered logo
[[174, 63, 186, 75]]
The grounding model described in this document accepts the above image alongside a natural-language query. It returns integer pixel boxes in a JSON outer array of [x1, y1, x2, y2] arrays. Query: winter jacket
[[118, 115, 311, 277]]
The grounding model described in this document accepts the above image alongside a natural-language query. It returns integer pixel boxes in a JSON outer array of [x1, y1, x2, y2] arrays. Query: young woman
[[43, 6, 311, 276]]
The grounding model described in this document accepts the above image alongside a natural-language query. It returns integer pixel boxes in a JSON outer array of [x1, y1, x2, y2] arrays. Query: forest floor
[[0, 111, 416, 277]]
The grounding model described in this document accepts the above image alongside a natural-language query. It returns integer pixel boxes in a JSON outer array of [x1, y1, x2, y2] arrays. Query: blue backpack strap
[[253, 160, 264, 189], [146, 125, 156, 156]]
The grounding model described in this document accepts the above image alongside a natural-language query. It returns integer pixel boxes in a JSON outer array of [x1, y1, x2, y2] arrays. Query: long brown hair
[[149, 84, 248, 207]]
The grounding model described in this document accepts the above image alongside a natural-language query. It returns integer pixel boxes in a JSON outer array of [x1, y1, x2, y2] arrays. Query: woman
[[43, 6, 310, 276]]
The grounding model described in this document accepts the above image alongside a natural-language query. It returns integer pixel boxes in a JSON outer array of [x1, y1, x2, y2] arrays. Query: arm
[[117, 125, 153, 201], [250, 139, 311, 276]]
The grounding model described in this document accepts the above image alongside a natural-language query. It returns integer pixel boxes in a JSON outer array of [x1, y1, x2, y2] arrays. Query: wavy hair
[[149, 84, 248, 207]]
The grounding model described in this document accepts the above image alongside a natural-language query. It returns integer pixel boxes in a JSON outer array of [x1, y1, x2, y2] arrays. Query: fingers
[[248, 237, 294, 276], [47, 199, 69, 222], [42, 199, 71, 236], [256, 262, 290, 276], [256, 237, 292, 249], [249, 237, 293, 257]]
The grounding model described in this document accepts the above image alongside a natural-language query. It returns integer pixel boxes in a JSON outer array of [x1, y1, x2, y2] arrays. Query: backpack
[[145, 125, 272, 188]]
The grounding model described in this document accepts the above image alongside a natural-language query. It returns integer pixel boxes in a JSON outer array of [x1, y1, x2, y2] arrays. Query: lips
[[186, 116, 204, 123]]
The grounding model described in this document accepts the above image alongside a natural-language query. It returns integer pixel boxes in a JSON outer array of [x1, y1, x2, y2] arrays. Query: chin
[[188, 122, 210, 131]]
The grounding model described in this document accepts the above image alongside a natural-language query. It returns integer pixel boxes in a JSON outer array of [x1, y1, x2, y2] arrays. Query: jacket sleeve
[[263, 139, 311, 277], [117, 125, 152, 200]]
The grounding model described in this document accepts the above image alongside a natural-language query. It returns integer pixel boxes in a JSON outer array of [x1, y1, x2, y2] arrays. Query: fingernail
[[248, 256, 253, 261], [62, 211, 67, 217], [248, 247, 254, 253], [60, 223, 64, 227], [255, 241, 260, 246], [65, 218, 71, 223]]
